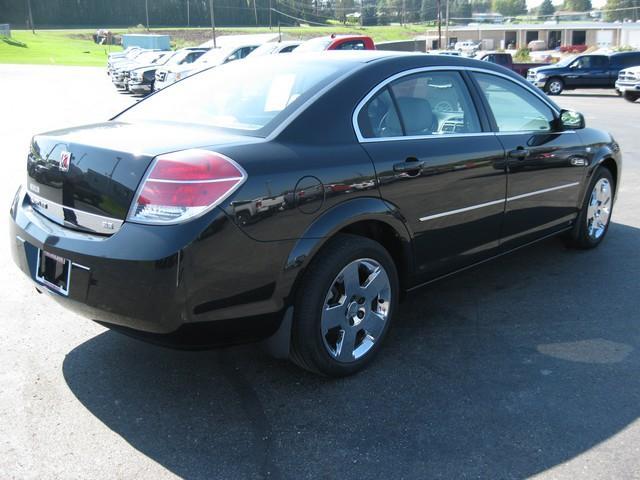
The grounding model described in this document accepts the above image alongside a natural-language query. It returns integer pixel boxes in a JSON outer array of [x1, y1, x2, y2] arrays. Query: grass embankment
[[0, 25, 429, 66], [0, 30, 122, 66]]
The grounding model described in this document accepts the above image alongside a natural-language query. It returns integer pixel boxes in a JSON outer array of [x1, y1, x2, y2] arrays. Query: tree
[[421, 0, 438, 20], [492, 0, 527, 16], [538, 0, 555, 16], [604, 0, 639, 21], [449, 0, 472, 20], [563, 0, 592, 11]]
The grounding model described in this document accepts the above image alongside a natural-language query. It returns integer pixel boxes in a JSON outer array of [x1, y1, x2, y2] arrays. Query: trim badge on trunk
[[59, 151, 71, 172]]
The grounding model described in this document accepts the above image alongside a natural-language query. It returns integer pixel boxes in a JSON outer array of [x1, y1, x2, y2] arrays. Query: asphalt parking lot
[[1, 64, 640, 479]]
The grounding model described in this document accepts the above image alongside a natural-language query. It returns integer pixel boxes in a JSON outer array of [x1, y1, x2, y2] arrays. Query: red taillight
[[128, 149, 246, 224]]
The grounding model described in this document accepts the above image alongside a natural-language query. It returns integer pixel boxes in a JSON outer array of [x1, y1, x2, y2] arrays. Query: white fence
[[0, 24, 10, 37]]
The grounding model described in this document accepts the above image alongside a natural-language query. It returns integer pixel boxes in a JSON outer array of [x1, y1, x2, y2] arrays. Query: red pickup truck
[[479, 52, 548, 78], [296, 34, 376, 52]]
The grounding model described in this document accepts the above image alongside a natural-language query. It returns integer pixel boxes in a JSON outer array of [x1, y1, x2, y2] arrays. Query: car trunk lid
[[26, 121, 259, 234]]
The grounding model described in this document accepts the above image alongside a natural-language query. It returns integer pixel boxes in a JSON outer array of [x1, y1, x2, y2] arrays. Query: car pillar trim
[[419, 182, 580, 222], [352, 65, 562, 144]]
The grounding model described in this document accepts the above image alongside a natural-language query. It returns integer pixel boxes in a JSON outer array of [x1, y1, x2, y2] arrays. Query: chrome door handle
[[508, 148, 530, 160], [393, 158, 424, 173]]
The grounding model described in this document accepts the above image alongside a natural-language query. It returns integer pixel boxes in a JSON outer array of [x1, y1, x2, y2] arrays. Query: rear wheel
[[565, 168, 614, 249], [290, 234, 399, 377], [545, 78, 564, 95]]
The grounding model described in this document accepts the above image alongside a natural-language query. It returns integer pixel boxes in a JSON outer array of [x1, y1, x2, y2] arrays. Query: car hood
[[529, 64, 563, 75]]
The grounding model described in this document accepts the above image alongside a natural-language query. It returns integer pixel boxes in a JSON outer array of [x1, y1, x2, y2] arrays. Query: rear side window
[[612, 53, 640, 68], [358, 71, 481, 138], [474, 73, 554, 132], [358, 89, 403, 138]]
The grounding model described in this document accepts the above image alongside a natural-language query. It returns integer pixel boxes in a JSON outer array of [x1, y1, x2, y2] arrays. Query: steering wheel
[[434, 101, 454, 113]]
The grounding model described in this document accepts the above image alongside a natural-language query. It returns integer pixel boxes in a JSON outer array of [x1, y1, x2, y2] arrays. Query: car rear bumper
[[10, 188, 295, 345]]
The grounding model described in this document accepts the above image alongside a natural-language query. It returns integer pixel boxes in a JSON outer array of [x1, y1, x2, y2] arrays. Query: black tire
[[290, 233, 399, 377], [565, 167, 615, 249], [623, 91, 640, 103], [545, 77, 564, 95]]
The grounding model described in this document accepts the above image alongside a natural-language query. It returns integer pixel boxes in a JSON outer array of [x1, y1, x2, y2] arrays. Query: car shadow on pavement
[[63, 222, 640, 479]]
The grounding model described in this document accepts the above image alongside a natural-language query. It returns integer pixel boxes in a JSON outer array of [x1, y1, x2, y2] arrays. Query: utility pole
[[436, 0, 442, 49], [25, 0, 35, 34], [145, 0, 149, 31], [269, 0, 272, 30], [209, 0, 217, 48], [253, 0, 258, 25], [445, 0, 449, 49], [402, 0, 406, 26], [187, 0, 190, 27], [360, 0, 364, 27]]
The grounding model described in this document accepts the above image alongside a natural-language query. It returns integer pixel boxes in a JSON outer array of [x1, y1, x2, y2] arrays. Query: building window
[[572, 30, 586, 45]]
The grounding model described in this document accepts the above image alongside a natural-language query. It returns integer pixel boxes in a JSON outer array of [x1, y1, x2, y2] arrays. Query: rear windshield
[[117, 57, 348, 136]]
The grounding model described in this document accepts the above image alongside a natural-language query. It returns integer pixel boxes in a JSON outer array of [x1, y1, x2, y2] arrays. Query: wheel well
[[339, 220, 410, 290], [600, 157, 618, 192]]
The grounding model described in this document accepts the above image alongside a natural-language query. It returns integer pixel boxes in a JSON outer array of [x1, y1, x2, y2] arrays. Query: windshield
[[117, 57, 348, 135], [195, 48, 234, 66], [135, 51, 164, 64], [555, 55, 577, 67], [295, 38, 332, 53], [247, 43, 280, 57]]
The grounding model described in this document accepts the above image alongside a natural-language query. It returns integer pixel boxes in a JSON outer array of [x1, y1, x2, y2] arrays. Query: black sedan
[[10, 52, 621, 376]]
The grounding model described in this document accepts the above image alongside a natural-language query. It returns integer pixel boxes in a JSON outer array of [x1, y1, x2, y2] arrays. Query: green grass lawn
[[0, 30, 122, 66], [0, 25, 428, 66]]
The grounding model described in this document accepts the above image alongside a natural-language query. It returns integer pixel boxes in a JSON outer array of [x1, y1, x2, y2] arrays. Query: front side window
[[474, 73, 554, 132], [358, 71, 481, 138]]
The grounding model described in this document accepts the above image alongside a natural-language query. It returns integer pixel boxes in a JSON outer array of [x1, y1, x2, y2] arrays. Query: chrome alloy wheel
[[586, 178, 612, 240], [321, 258, 391, 363], [548, 79, 562, 94]]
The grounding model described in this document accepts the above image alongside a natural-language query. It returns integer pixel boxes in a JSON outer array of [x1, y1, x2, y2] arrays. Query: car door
[[566, 55, 609, 88], [356, 69, 507, 281], [470, 72, 589, 249]]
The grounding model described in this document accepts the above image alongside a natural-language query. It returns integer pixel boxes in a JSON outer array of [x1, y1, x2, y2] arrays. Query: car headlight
[[535, 72, 547, 81]]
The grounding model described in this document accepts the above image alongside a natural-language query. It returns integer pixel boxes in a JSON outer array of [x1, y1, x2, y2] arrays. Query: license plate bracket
[[36, 249, 71, 296]]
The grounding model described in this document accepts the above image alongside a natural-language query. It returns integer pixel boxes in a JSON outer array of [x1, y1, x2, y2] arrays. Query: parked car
[[128, 48, 209, 95], [479, 52, 547, 77], [10, 52, 621, 377], [295, 34, 375, 52], [246, 40, 301, 57], [527, 39, 547, 52], [454, 40, 479, 56], [111, 50, 169, 90], [527, 51, 640, 95], [107, 47, 147, 74], [615, 65, 640, 102], [154, 44, 258, 91]]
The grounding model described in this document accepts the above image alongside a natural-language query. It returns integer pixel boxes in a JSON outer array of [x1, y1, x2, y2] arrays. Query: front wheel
[[545, 78, 564, 95], [565, 168, 614, 249], [624, 91, 640, 103], [290, 234, 399, 377]]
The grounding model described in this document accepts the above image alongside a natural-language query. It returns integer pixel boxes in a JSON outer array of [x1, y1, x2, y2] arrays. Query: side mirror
[[560, 109, 585, 130]]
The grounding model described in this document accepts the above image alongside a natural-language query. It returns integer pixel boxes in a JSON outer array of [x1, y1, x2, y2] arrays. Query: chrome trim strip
[[146, 177, 243, 184], [506, 182, 580, 202], [72, 262, 90, 271], [362, 132, 496, 143], [27, 192, 124, 235], [352, 65, 561, 144], [418, 182, 580, 222], [419, 198, 505, 222]]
